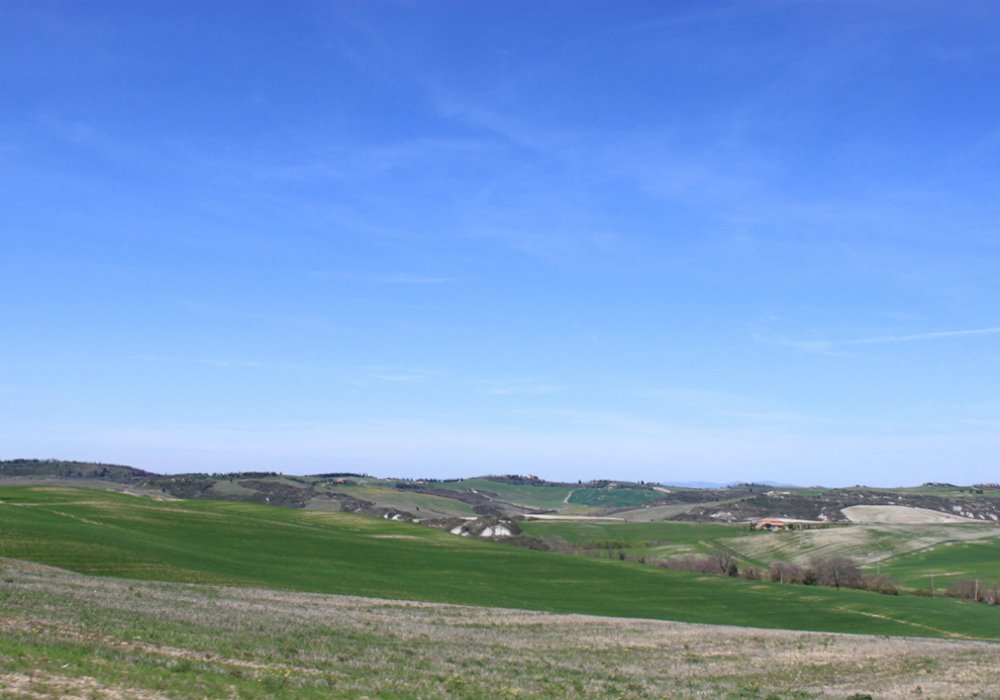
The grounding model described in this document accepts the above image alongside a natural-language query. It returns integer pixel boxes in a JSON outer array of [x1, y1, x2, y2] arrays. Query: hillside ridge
[[4, 458, 1000, 524]]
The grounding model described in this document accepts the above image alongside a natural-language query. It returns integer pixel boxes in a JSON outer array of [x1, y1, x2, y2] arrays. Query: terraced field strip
[[720, 523, 1000, 569]]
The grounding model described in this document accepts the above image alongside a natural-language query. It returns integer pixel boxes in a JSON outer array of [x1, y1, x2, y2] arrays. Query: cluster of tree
[[0, 459, 152, 482], [501, 534, 554, 551], [499, 536, 910, 598], [577, 540, 629, 551], [486, 474, 545, 485], [653, 553, 899, 595], [472, 503, 507, 517], [767, 558, 895, 592], [390, 477, 461, 484], [145, 475, 216, 499], [657, 551, 740, 577], [946, 579, 1000, 604]]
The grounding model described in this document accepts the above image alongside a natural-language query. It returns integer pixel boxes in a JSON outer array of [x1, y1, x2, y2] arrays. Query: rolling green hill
[[2, 484, 999, 640], [314, 482, 479, 517], [8, 461, 1000, 527], [521, 518, 1000, 586], [566, 486, 664, 508], [433, 477, 578, 511], [879, 539, 1000, 591]]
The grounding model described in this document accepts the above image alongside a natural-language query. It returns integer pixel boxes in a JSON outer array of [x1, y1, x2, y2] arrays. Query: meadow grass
[[878, 538, 1000, 590], [434, 478, 577, 510], [520, 519, 749, 558], [721, 522, 1000, 570], [525, 518, 1000, 581], [2, 485, 999, 640], [565, 487, 664, 508], [316, 483, 479, 517], [5, 559, 1000, 699]]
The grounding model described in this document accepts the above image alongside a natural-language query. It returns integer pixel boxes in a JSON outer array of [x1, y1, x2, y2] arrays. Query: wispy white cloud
[[371, 274, 456, 285], [133, 354, 317, 373], [197, 358, 266, 369], [311, 271, 458, 285], [342, 365, 440, 386], [844, 326, 1000, 345], [370, 372, 427, 383], [480, 381, 562, 396], [262, 137, 501, 183], [38, 115, 149, 168], [183, 301, 324, 327], [767, 326, 1000, 355]]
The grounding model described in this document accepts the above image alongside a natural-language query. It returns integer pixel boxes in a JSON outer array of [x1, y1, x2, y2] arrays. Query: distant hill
[[4, 458, 1000, 525], [0, 459, 153, 482]]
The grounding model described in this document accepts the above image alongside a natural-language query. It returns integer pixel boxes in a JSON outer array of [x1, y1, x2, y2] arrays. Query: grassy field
[[878, 538, 1000, 590], [893, 484, 1000, 498], [523, 518, 1000, 586], [721, 523, 1000, 571], [565, 487, 664, 508], [4, 558, 1000, 699], [611, 496, 745, 521], [2, 485, 1000, 641], [520, 519, 747, 559], [315, 482, 479, 517], [434, 478, 578, 510]]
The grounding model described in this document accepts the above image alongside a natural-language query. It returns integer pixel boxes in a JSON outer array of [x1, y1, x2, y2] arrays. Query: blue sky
[[3, 1, 1000, 485]]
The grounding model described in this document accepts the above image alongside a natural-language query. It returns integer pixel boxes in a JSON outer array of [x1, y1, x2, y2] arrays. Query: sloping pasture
[[2, 485, 999, 640], [3, 559, 1000, 699]]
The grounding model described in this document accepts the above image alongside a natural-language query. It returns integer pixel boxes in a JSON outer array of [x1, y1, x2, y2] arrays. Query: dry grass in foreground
[[1, 558, 998, 699]]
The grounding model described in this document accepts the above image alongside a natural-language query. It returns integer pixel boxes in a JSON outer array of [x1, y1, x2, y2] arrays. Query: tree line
[[649, 552, 900, 595]]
